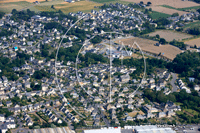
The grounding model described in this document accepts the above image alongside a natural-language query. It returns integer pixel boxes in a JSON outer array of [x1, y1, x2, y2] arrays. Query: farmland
[[182, 21, 200, 31], [147, 6, 187, 15], [0, 0, 103, 14], [161, 5, 200, 12], [0, 1, 35, 13], [123, 0, 200, 17], [184, 37, 200, 47], [150, 11, 170, 19], [54, 1, 103, 14], [0, 0, 45, 3], [115, 37, 183, 60], [122, 0, 200, 8], [148, 30, 193, 42]]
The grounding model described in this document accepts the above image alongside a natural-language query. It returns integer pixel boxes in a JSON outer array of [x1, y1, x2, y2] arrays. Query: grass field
[[183, 21, 200, 31], [0, 1, 33, 13], [148, 30, 193, 42], [161, 5, 200, 12], [115, 37, 182, 60], [54, 1, 103, 14], [150, 11, 170, 19], [89, 0, 116, 3]]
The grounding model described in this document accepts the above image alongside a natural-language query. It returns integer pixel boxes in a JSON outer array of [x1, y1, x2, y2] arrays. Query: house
[[120, 74, 130, 83], [158, 112, 166, 118], [0, 114, 5, 122], [194, 85, 200, 91], [154, 43, 161, 46], [167, 110, 176, 117], [6, 101, 12, 107]]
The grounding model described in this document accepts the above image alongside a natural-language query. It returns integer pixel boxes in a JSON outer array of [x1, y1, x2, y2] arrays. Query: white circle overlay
[[55, 16, 146, 118]]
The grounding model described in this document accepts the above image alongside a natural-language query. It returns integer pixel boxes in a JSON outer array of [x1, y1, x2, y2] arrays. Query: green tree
[[51, 5, 55, 9], [159, 38, 166, 44], [171, 13, 179, 17]]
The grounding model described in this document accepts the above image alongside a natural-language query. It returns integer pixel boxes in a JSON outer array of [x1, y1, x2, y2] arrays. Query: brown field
[[184, 38, 200, 47], [128, 111, 144, 117], [148, 30, 193, 41], [147, 6, 187, 15], [54, 1, 103, 13], [0, 0, 45, 3], [122, 0, 200, 8], [116, 37, 182, 60]]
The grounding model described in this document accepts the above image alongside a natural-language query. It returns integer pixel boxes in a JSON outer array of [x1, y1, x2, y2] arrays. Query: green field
[[89, 0, 131, 4], [89, 0, 117, 3], [150, 11, 171, 19], [161, 5, 200, 12], [183, 21, 200, 30]]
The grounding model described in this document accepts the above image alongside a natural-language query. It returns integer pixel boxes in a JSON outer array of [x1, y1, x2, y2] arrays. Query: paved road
[[170, 72, 179, 92]]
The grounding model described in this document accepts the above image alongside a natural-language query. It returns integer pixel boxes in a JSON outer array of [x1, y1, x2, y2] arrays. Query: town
[[0, 1, 200, 133]]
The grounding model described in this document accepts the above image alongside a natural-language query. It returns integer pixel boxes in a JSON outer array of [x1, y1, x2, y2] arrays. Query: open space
[[0, 0, 103, 14], [184, 37, 200, 47], [116, 37, 183, 60], [0, 0, 45, 3], [148, 30, 193, 42], [54, 1, 103, 14], [122, 0, 200, 8], [147, 6, 187, 15], [0, 1, 34, 13], [182, 21, 200, 31]]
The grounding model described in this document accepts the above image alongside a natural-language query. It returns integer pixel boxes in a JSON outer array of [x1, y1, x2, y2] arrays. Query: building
[[125, 125, 176, 133], [82, 128, 121, 133]]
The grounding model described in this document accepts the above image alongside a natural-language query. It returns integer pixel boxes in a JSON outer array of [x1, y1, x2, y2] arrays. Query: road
[[170, 72, 179, 92]]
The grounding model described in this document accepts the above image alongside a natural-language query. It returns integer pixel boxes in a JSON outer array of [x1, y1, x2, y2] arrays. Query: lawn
[[150, 11, 171, 19]]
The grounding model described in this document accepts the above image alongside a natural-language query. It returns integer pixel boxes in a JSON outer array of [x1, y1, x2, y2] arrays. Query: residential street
[[170, 72, 179, 92]]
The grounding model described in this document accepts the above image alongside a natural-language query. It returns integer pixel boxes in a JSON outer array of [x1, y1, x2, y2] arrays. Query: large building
[[125, 125, 176, 133], [82, 128, 121, 133]]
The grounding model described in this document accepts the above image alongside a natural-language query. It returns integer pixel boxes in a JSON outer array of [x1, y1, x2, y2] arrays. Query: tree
[[149, 8, 152, 11], [171, 13, 179, 17], [140, 1, 144, 4], [51, 5, 54, 9], [156, 34, 160, 39], [159, 38, 166, 44], [50, 101, 53, 106], [147, 1, 152, 6]]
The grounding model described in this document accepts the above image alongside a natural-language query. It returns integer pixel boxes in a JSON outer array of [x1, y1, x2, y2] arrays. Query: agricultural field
[[54, 1, 103, 14], [184, 37, 200, 47], [0, 0, 45, 3], [161, 5, 200, 12], [149, 11, 170, 19], [148, 30, 193, 42], [122, 0, 200, 8], [0, 1, 35, 13], [0, 0, 103, 14], [147, 6, 187, 15], [123, 0, 200, 17], [182, 21, 200, 31], [116, 37, 183, 60]]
